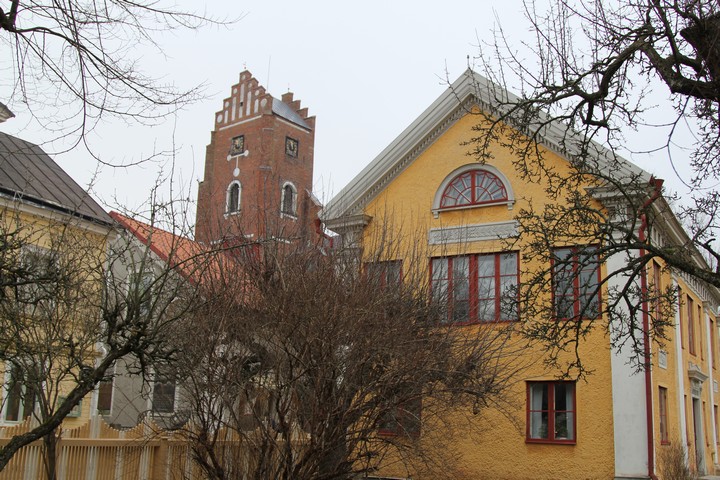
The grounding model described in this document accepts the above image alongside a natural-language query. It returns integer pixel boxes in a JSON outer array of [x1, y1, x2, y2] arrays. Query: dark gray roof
[[0, 132, 113, 226], [271, 97, 310, 130]]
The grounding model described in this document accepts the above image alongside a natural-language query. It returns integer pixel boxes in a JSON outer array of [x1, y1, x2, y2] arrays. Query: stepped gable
[[214, 71, 315, 131]]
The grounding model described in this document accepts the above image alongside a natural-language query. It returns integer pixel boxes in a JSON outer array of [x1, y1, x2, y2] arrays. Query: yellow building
[[323, 71, 720, 479], [0, 132, 115, 429]]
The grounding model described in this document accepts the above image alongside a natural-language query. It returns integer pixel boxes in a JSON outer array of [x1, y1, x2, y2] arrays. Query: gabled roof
[[0, 132, 113, 226], [111, 212, 216, 286], [322, 70, 649, 222]]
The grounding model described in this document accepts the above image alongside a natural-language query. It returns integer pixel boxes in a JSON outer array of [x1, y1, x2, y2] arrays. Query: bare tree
[[0, 1, 229, 156], [171, 227, 527, 480], [466, 0, 720, 373], [0, 207, 213, 476]]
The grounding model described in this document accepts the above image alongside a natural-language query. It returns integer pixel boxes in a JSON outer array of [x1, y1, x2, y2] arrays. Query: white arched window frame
[[226, 181, 242, 215], [280, 182, 297, 218], [431, 164, 515, 218]]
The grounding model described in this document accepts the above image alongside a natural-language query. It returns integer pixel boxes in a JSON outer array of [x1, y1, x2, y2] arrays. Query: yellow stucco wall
[[361, 112, 617, 479], [0, 205, 110, 428]]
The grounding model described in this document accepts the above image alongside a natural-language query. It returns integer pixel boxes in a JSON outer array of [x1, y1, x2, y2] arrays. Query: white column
[[607, 249, 650, 477]]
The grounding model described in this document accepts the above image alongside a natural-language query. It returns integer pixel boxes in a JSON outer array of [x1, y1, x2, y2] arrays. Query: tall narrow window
[[679, 287, 685, 349], [152, 369, 176, 414], [281, 183, 297, 216], [97, 377, 113, 415], [527, 381, 576, 443], [3, 364, 36, 422], [226, 181, 241, 214], [659, 386, 669, 444], [711, 319, 717, 370], [688, 296, 696, 356], [652, 261, 662, 320], [552, 246, 601, 320]]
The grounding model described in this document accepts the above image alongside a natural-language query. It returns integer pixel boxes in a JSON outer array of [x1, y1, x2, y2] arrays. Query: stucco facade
[[323, 71, 720, 479]]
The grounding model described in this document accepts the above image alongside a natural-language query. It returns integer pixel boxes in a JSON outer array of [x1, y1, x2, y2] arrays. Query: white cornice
[[322, 69, 649, 223]]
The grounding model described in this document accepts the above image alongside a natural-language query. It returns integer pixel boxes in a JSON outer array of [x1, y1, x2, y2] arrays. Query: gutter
[[639, 177, 664, 480]]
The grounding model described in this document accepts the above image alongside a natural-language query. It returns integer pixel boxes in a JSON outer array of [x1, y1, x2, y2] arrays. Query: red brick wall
[[195, 71, 319, 246]]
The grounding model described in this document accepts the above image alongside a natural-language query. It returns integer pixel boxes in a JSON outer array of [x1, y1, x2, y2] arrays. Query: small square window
[[230, 135, 245, 156], [527, 381, 576, 444]]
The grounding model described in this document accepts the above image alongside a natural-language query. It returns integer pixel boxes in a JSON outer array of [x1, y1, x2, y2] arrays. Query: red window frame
[[365, 260, 403, 289], [688, 296, 696, 356], [551, 246, 601, 320], [439, 170, 508, 209], [378, 397, 422, 439], [430, 252, 519, 324], [659, 386, 669, 445], [526, 381, 576, 444]]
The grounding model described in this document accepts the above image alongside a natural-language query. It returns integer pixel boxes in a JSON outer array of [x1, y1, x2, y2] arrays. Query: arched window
[[432, 165, 514, 218], [281, 182, 297, 216], [440, 170, 507, 208], [226, 181, 241, 214]]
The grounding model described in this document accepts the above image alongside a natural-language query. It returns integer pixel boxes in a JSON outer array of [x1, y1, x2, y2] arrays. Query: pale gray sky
[[1, 1, 692, 224]]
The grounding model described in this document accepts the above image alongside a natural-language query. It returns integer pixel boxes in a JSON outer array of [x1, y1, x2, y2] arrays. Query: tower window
[[230, 135, 245, 156], [281, 183, 297, 216], [226, 181, 241, 214]]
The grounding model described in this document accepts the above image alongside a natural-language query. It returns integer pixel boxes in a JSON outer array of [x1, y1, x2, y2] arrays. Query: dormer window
[[226, 181, 241, 214], [432, 165, 514, 218], [281, 182, 297, 216]]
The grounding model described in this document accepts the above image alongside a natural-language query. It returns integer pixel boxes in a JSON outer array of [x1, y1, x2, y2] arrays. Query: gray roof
[[272, 97, 310, 130], [0, 132, 113, 226], [322, 69, 649, 221]]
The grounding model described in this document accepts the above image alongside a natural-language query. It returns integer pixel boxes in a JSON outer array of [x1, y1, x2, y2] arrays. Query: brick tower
[[195, 71, 320, 247]]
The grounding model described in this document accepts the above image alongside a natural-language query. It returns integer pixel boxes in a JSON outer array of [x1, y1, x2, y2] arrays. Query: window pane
[[452, 257, 469, 322], [477, 255, 495, 277], [555, 412, 573, 440], [530, 383, 548, 410], [431, 258, 447, 281], [500, 253, 517, 275], [477, 299, 494, 321], [529, 411, 548, 439]]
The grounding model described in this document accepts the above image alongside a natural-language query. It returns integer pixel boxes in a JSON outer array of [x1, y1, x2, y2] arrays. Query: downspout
[[639, 177, 664, 480]]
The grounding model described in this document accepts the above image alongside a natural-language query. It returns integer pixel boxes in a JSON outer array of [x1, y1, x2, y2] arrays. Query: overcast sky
[[1, 1, 692, 226]]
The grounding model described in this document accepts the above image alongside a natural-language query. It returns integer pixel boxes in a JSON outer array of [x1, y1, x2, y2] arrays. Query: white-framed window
[[2, 363, 37, 422], [226, 181, 242, 214], [280, 182, 297, 217]]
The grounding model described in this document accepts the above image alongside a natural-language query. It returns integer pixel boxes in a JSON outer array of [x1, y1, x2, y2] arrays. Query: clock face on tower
[[285, 137, 299, 157], [230, 135, 245, 156]]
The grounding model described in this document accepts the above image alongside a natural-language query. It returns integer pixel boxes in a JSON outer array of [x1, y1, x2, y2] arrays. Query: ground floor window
[[379, 397, 421, 438], [3, 364, 36, 422], [152, 370, 176, 414], [527, 381, 575, 443]]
